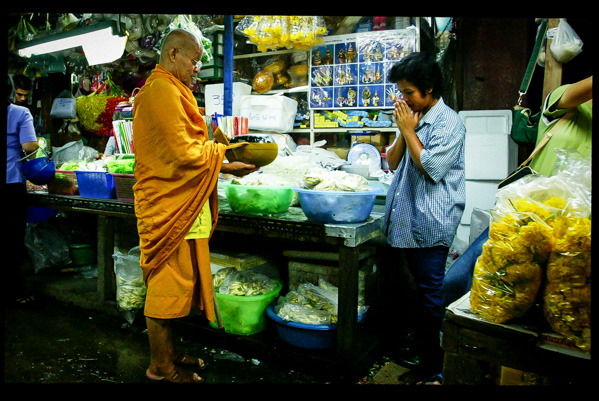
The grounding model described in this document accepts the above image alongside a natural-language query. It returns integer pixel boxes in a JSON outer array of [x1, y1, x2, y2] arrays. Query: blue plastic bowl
[[20, 157, 56, 185], [266, 303, 364, 349], [293, 188, 383, 224]]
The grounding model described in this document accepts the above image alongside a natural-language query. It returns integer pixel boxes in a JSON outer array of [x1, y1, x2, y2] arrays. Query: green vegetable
[[106, 159, 135, 174]]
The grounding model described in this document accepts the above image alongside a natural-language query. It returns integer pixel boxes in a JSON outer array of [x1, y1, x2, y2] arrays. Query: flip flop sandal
[[174, 353, 206, 370], [15, 294, 35, 304], [146, 366, 204, 384], [417, 373, 442, 385]]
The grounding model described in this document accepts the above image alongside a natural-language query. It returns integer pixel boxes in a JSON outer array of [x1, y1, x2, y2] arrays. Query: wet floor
[[6, 270, 427, 385], [5, 293, 353, 384]]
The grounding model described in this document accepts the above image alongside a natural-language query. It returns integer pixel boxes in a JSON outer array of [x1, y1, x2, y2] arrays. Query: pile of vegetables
[[57, 156, 134, 174], [275, 279, 368, 325], [301, 167, 371, 192], [106, 158, 135, 174], [212, 267, 278, 297]]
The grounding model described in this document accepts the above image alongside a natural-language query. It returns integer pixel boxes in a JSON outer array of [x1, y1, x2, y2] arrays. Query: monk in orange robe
[[133, 29, 257, 383]]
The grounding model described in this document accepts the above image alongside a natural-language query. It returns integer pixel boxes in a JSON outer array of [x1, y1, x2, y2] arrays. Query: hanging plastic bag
[[549, 19, 583, 63], [113, 246, 146, 325], [24, 221, 71, 274], [237, 16, 327, 52], [50, 90, 77, 119]]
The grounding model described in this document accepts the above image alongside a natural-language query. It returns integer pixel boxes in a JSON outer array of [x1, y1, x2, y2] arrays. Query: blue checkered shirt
[[383, 97, 466, 248]]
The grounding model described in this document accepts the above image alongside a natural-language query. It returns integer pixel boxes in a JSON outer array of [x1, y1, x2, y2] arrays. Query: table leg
[[97, 215, 116, 302], [337, 245, 359, 369]]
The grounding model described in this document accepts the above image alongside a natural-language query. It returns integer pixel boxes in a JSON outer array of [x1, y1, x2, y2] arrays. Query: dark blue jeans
[[441, 227, 490, 310], [403, 245, 450, 323]]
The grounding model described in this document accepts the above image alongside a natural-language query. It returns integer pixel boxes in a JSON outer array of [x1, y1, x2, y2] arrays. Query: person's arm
[[220, 160, 259, 177], [385, 131, 405, 171], [553, 76, 592, 110], [21, 141, 39, 159], [19, 108, 39, 159], [392, 100, 431, 180]]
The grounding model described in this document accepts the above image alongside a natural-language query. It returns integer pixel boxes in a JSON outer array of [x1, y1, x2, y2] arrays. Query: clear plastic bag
[[471, 150, 592, 332], [541, 150, 591, 352], [50, 90, 76, 119], [275, 282, 337, 324], [113, 246, 146, 324], [236, 16, 327, 52], [213, 268, 277, 296], [469, 205, 552, 324], [549, 19, 583, 63], [24, 221, 71, 274], [275, 279, 368, 325]]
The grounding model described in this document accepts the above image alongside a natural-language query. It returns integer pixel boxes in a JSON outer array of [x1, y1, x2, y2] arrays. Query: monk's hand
[[220, 161, 259, 177]]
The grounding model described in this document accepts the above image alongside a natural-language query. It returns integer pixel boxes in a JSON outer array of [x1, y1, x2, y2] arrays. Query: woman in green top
[[530, 76, 592, 176]]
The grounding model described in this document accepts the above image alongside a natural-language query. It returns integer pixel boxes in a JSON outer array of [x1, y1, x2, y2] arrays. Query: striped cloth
[[383, 97, 466, 248]]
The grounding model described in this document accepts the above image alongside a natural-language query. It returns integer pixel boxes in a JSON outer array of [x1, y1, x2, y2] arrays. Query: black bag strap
[[517, 19, 549, 107]]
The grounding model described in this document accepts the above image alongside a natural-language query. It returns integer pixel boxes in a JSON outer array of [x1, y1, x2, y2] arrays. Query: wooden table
[[27, 192, 385, 378], [442, 295, 592, 385]]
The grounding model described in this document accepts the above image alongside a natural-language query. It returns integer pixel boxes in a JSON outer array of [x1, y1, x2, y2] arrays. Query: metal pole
[[223, 15, 234, 117]]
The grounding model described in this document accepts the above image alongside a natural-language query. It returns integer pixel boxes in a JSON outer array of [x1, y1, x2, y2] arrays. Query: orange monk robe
[[132, 64, 226, 321]]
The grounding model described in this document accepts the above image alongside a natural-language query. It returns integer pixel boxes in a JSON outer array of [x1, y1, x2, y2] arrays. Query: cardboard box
[[328, 147, 350, 159], [210, 250, 269, 271], [351, 133, 389, 146]]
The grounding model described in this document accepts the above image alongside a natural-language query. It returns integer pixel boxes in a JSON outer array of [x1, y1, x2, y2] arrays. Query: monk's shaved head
[[160, 29, 203, 63], [159, 29, 204, 88]]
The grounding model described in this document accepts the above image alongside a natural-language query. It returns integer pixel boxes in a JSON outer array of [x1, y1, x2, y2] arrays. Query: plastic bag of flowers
[[469, 199, 554, 324], [470, 149, 591, 339], [541, 150, 591, 352]]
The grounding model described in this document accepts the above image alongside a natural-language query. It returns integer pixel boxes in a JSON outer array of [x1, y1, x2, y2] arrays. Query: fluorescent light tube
[[17, 20, 128, 66]]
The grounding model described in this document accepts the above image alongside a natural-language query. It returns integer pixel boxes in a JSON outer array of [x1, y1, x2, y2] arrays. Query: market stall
[[26, 191, 385, 377], [11, 14, 591, 384]]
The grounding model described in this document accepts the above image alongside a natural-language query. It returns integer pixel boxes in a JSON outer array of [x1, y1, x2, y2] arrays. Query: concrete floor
[[5, 266, 428, 385]]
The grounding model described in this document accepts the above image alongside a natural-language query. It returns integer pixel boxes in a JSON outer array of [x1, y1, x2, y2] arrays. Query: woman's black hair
[[387, 52, 443, 99]]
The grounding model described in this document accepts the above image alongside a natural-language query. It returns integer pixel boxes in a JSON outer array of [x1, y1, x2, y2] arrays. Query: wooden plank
[[543, 18, 563, 102]]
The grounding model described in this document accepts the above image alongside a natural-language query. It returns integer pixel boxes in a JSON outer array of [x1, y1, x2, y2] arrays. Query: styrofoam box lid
[[459, 110, 512, 135]]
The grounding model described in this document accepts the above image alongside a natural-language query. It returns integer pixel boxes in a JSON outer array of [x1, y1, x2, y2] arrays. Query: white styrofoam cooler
[[460, 110, 518, 180], [239, 95, 298, 133], [205, 82, 252, 118], [461, 180, 500, 225], [465, 134, 518, 179], [454, 110, 515, 245]]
